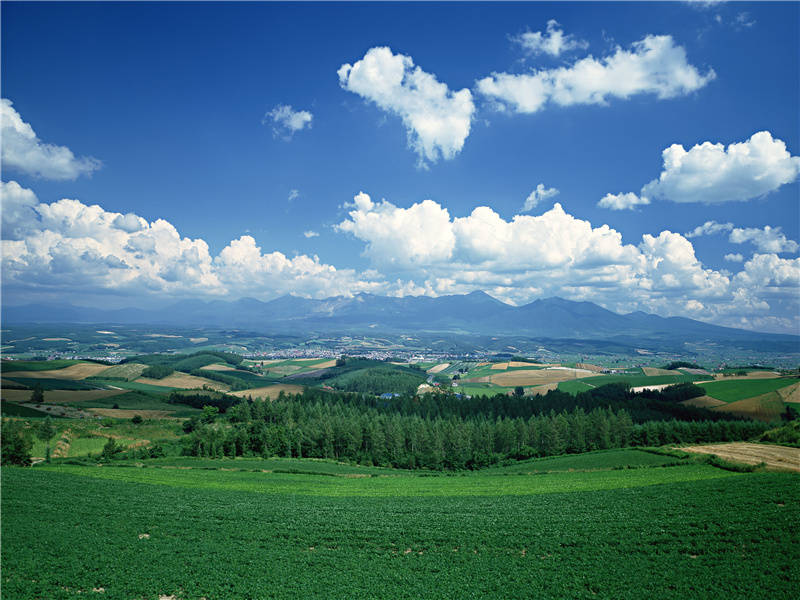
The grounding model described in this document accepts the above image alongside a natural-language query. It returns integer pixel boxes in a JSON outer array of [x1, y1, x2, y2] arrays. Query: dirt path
[[678, 442, 800, 472]]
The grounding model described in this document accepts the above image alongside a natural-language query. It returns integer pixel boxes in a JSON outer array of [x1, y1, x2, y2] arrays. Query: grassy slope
[[482, 449, 689, 473], [700, 378, 797, 403], [0, 359, 81, 372], [2, 465, 797, 599]]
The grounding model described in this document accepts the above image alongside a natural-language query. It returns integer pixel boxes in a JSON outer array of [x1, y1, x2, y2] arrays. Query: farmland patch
[[679, 442, 800, 472]]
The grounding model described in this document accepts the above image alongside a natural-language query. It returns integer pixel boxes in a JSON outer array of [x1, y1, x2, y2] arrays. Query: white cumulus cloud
[[684, 220, 733, 238], [512, 20, 588, 57], [264, 105, 313, 140], [477, 35, 715, 114], [598, 192, 650, 210], [1, 99, 101, 180], [729, 226, 799, 253], [641, 131, 800, 204], [338, 47, 475, 166], [1, 182, 382, 302], [303, 230, 319, 238], [523, 183, 559, 211], [724, 253, 744, 263]]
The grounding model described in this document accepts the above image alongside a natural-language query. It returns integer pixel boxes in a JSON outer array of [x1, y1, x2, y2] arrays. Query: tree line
[[182, 393, 769, 470]]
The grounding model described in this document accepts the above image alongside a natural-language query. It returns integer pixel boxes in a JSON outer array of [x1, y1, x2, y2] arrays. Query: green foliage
[[662, 361, 701, 370], [101, 437, 120, 459], [201, 405, 219, 424], [131, 415, 144, 425], [325, 366, 426, 395], [759, 420, 800, 445], [30, 385, 45, 403], [1, 419, 33, 466]]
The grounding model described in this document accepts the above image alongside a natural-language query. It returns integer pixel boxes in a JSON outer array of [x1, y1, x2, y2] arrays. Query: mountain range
[[3, 291, 798, 346]]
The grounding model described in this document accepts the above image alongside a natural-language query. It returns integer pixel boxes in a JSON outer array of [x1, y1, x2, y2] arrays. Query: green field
[[2, 461, 797, 599], [0, 401, 51, 418], [557, 380, 596, 394], [482, 449, 689, 473], [578, 373, 704, 387], [2, 377, 99, 391], [700, 378, 797, 403], [0, 359, 81, 372], [89, 379, 180, 394]]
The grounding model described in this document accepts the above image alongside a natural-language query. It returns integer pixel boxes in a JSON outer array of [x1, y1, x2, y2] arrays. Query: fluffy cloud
[[685, 221, 798, 254], [729, 226, 799, 253], [598, 192, 650, 210], [1, 181, 381, 301], [512, 20, 588, 57], [1, 99, 101, 180], [335, 191, 799, 331], [264, 105, 313, 139], [303, 230, 319, 238], [724, 253, 744, 263], [477, 35, 714, 114], [335, 192, 456, 267], [338, 47, 475, 166], [523, 183, 559, 211], [641, 131, 800, 204], [684, 220, 733, 238]]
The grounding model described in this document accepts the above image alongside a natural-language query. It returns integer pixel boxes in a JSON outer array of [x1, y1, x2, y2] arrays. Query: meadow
[[2, 455, 797, 599]]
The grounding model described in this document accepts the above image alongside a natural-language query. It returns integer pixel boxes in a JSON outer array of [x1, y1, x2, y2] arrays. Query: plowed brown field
[[679, 442, 800, 472]]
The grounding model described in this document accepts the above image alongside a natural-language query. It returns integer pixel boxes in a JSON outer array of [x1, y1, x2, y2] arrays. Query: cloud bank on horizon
[[1, 3, 798, 334]]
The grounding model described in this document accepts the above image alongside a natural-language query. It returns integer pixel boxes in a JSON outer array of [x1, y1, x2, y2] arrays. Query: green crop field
[[2, 462, 797, 599], [0, 401, 50, 418], [700, 378, 797, 403], [2, 377, 99, 391], [0, 359, 81, 372], [558, 380, 596, 394], [578, 373, 704, 387], [482, 449, 689, 473], [90, 379, 179, 394]]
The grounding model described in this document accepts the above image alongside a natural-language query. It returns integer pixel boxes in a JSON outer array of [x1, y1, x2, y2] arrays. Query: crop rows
[[2, 466, 797, 599]]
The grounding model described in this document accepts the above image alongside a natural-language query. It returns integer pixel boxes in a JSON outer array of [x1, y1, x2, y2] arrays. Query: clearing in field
[[427, 363, 450, 374], [491, 367, 594, 387], [712, 392, 787, 422], [576, 363, 604, 372], [41, 337, 71, 341], [2, 362, 112, 380], [490, 362, 508, 370], [1, 389, 127, 403], [135, 373, 229, 392], [642, 367, 680, 376], [526, 382, 558, 395], [91, 363, 147, 381], [712, 370, 781, 380], [681, 395, 726, 409], [229, 384, 304, 400], [200, 363, 238, 372], [777, 382, 800, 403], [679, 442, 800, 472], [88, 408, 175, 419]]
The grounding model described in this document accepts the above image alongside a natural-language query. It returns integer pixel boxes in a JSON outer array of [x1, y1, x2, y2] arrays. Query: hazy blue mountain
[[3, 292, 797, 345]]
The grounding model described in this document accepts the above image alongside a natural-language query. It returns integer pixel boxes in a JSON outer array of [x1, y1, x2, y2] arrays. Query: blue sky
[[1, 1, 798, 332]]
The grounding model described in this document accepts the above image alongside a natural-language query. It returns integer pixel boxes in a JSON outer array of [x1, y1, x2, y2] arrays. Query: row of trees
[[182, 396, 769, 470]]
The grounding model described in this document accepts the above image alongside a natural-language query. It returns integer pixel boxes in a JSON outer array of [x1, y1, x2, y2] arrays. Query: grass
[[2, 464, 797, 599], [2, 377, 99, 390], [0, 359, 80, 372], [114, 456, 406, 475], [699, 378, 797, 403], [482, 449, 691, 474], [578, 373, 704, 387], [90, 379, 178, 394], [558, 380, 595, 394], [0, 402, 51, 418], [451, 383, 513, 397], [38, 462, 742, 497]]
